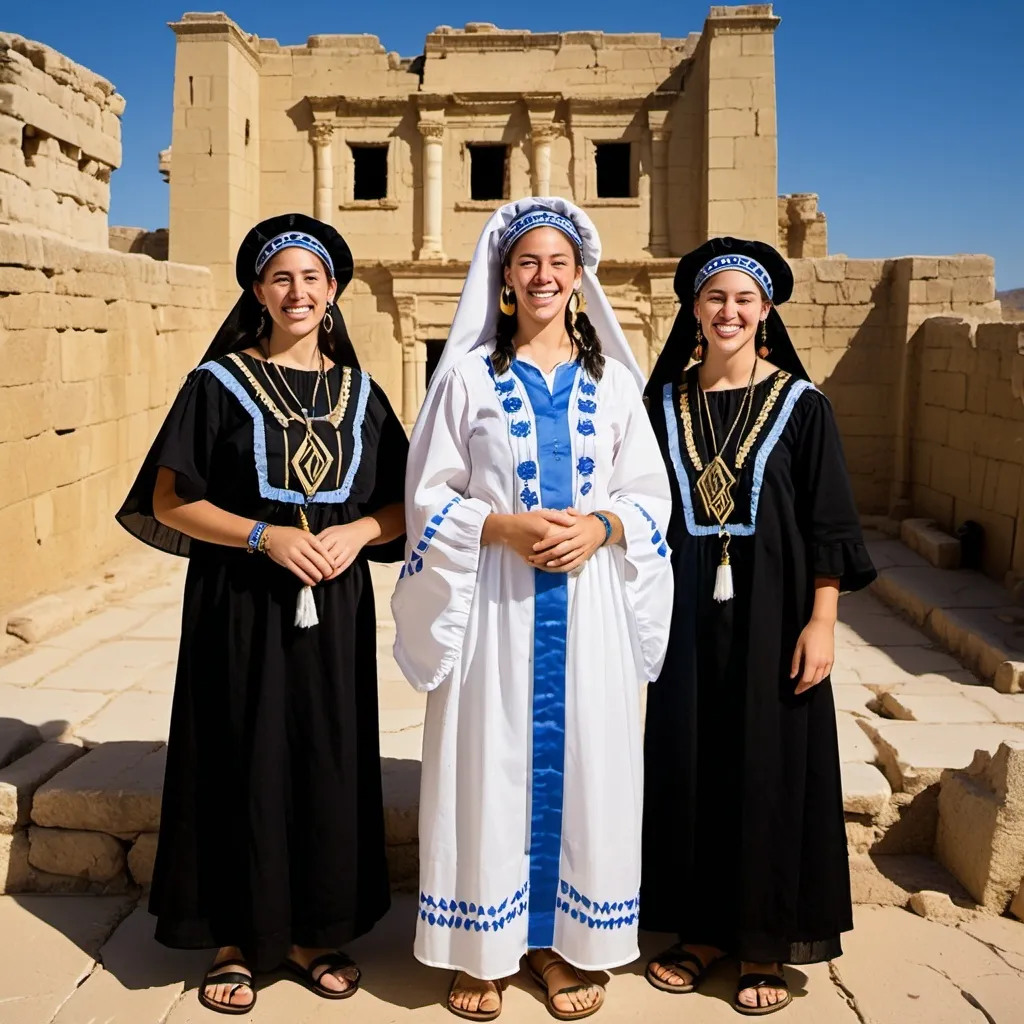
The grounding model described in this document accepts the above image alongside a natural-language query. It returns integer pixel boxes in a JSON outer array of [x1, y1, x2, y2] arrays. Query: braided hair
[[491, 251, 606, 380]]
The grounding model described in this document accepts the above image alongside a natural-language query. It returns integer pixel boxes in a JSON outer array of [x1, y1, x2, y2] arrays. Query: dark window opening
[[22, 126, 41, 166], [351, 144, 388, 201], [468, 144, 507, 201], [595, 142, 632, 198], [245, 119, 251, 145], [426, 340, 446, 386]]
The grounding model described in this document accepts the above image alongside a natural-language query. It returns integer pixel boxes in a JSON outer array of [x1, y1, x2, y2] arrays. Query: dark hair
[[491, 249, 605, 380], [197, 270, 360, 368]]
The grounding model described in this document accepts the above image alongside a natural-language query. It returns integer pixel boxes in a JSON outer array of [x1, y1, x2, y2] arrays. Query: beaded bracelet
[[591, 511, 613, 546], [247, 521, 269, 554]]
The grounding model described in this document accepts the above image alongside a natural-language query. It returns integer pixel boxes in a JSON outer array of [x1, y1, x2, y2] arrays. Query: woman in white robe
[[393, 199, 673, 1021]]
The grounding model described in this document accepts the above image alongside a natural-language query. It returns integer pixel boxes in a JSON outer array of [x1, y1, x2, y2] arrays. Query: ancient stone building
[[164, 6, 809, 424]]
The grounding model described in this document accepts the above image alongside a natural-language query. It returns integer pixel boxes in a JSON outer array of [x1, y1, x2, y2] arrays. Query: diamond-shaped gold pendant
[[696, 455, 736, 524], [291, 428, 334, 499]]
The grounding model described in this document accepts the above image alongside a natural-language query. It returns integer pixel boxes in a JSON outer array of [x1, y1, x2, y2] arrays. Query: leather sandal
[[527, 955, 605, 1021], [645, 943, 719, 993], [197, 957, 256, 1015], [733, 968, 792, 1016], [447, 973, 507, 1021], [283, 950, 361, 1000]]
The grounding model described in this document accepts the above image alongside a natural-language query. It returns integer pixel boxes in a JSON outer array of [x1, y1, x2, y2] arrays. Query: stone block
[[127, 830, 158, 886], [838, 711, 877, 762], [936, 738, 1024, 911], [0, 829, 33, 893], [0, 740, 84, 833], [28, 825, 126, 883], [848, 852, 970, 907], [32, 741, 164, 833], [908, 889, 969, 924], [842, 761, 892, 817], [899, 518, 961, 569], [995, 661, 1024, 695], [0, 719, 41, 770], [879, 691, 996, 723], [4, 594, 77, 643], [1012, 877, 1024, 921]]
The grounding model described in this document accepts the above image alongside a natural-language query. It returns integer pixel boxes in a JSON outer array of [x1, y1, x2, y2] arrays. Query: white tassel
[[295, 585, 319, 628], [713, 560, 734, 603]]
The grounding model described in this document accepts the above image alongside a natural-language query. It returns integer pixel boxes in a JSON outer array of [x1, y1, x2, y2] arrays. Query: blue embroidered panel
[[661, 379, 814, 537], [511, 359, 577, 950], [632, 502, 669, 558], [419, 883, 530, 932], [557, 880, 640, 930], [398, 496, 463, 580], [199, 360, 370, 505]]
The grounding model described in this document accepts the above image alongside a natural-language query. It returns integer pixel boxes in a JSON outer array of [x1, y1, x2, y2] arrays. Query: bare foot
[[288, 945, 359, 994], [449, 972, 502, 1015], [528, 949, 603, 1015], [649, 943, 723, 989], [738, 962, 788, 1010], [203, 946, 254, 1010]]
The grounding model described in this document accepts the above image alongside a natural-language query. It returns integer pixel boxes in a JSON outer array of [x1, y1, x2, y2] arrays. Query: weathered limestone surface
[[937, 739, 1024, 911], [900, 517, 961, 570], [127, 831, 157, 887], [28, 825, 126, 882], [0, 739, 84, 832]]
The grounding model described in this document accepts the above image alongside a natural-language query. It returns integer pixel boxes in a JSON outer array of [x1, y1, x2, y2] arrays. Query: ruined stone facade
[[164, 7, 801, 423]]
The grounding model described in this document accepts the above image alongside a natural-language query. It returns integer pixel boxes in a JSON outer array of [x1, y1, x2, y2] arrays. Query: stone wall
[[908, 315, 1024, 582], [0, 33, 122, 247], [0, 226, 218, 617]]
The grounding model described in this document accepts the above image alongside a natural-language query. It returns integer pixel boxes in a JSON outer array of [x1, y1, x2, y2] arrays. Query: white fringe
[[713, 560, 734, 603], [295, 585, 319, 628]]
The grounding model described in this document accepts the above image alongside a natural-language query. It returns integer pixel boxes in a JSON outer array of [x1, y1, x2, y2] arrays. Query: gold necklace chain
[[696, 358, 758, 466]]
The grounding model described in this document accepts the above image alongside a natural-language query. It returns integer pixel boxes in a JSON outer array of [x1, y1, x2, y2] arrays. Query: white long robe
[[392, 346, 673, 980]]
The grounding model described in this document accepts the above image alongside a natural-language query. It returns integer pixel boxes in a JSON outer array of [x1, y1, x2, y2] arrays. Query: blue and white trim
[[399, 496, 463, 580], [557, 880, 640, 931], [199, 360, 370, 505], [661, 379, 814, 536], [694, 253, 773, 300], [255, 231, 334, 278], [632, 502, 669, 558], [419, 883, 530, 932], [485, 355, 543, 512], [498, 209, 584, 264]]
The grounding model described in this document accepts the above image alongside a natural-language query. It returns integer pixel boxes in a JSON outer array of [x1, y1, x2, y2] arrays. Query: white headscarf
[[426, 197, 645, 394]]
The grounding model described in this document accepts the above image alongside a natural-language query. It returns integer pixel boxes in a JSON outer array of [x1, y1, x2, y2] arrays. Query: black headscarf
[[199, 212, 360, 368], [645, 236, 806, 404]]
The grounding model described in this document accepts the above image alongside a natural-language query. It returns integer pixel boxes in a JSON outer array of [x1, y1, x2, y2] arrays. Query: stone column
[[418, 121, 445, 260], [310, 122, 334, 224], [647, 111, 670, 257], [531, 125, 557, 197], [396, 295, 425, 424]]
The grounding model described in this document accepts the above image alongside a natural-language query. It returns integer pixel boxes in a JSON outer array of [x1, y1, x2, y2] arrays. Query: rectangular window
[[595, 142, 632, 198], [351, 144, 388, 201], [468, 144, 507, 201], [426, 340, 446, 386]]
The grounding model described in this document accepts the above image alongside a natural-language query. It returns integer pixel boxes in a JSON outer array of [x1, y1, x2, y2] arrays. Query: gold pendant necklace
[[271, 352, 335, 499]]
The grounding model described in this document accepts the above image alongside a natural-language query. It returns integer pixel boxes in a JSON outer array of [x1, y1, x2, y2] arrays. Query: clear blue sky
[[7, 1, 1023, 288]]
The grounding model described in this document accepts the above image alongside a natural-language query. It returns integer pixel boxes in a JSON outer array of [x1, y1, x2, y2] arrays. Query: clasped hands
[[499, 508, 608, 574], [262, 520, 375, 586]]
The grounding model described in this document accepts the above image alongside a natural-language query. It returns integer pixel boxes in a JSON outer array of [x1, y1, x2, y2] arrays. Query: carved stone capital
[[531, 123, 562, 144], [418, 121, 445, 141], [309, 122, 334, 146]]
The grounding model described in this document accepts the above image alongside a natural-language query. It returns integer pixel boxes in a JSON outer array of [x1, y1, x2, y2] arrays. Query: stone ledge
[[900, 517, 961, 570], [0, 739, 84, 833]]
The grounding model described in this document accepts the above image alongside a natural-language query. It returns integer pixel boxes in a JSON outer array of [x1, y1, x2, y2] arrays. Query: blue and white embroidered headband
[[498, 209, 584, 265], [694, 254, 773, 301], [255, 231, 335, 278]]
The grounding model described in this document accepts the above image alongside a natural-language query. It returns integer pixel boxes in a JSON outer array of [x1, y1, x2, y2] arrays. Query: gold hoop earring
[[499, 285, 516, 316], [568, 289, 583, 342], [575, 285, 587, 314], [322, 303, 334, 334], [693, 319, 704, 363], [757, 318, 770, 359]]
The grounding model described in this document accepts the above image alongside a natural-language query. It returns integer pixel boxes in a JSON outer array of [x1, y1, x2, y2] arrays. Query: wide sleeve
[[390, 366, 493, 692], [114, 367, 224, 557], [360, 380, 410, 564], [606, 370, 676, 680], [792, 390, 877, 592]]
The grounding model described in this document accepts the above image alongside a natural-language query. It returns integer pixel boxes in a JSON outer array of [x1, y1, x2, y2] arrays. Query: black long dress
[[116, 352, 408, 970], [641, 366, 875, 965]]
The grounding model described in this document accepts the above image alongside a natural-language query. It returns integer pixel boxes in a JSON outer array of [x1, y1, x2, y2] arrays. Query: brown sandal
[[526, 955, 606, 1021], [447, 972, 507, 1022]]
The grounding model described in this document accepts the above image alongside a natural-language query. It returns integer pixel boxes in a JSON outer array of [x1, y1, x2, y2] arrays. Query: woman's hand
[[262, 526, 335, 586], [316, 520, 377, 579], [791, 617, 835, 694], [484, 510, 574, 562], [528, 508, 609, 573]]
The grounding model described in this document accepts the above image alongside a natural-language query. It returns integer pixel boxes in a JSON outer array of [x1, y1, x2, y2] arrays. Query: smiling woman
[[115, 213, 409, 1015]]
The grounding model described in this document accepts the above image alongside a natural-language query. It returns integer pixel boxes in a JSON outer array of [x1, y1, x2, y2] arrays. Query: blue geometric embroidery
[[581, 482, 593, 496], [520, 487, 539, 510], [556, 880, 640, 930], [577, 399, 597, 414], [399, 496, 462, 580], [496, 378, 516, 394], [419, 883, 529, 932], [579, 381, 597, 396], [510, 420, 532, 438], [517, 461, 538, 481], [503, 397, 523, 413], [577, 419, 595, 437], [694, 253, 773, 300], [633, 502, 669, 558], [576, 457, 594, 476]]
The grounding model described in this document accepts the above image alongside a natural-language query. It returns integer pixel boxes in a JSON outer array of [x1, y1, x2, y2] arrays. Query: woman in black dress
[[639, 238, 875, 1016], [117, 214, 408, 1014]]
